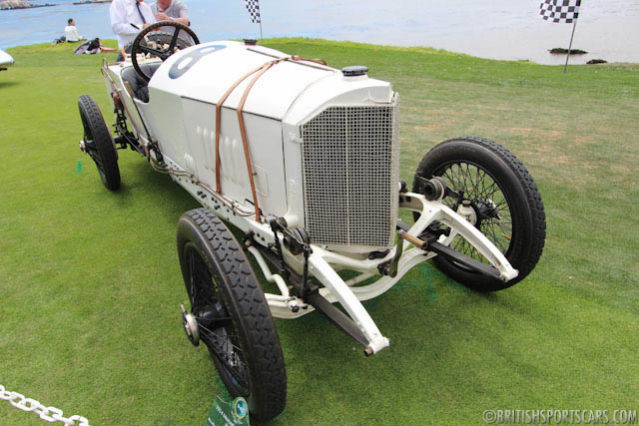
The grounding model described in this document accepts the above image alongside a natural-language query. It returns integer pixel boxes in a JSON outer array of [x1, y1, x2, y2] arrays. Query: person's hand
[[155, 12, 171, 21], [142, 23, 150, 28]]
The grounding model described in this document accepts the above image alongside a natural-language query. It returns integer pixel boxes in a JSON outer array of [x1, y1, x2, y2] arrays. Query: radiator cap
[[341, 65, 369, 77]]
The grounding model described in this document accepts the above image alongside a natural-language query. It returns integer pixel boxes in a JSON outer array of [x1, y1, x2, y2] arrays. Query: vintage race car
[[77, 22, 546, 422]]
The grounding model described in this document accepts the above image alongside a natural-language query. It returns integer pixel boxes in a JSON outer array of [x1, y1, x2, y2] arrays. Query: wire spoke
[[436, 161, 513, 263], [198, 325, 248, 388]]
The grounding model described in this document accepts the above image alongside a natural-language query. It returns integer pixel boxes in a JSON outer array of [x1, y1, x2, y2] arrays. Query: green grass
[[1, 38, 637, 425]]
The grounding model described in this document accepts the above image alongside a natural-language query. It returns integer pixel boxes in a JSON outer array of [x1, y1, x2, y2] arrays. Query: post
[[259, 21, 263, 41], [563, 20, 578, 73]]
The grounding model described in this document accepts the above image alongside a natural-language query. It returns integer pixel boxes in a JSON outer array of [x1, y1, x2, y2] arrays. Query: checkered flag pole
[[243, 0, 263, 39], [540, 0, 581, 23], [540, 0, 583, 73]]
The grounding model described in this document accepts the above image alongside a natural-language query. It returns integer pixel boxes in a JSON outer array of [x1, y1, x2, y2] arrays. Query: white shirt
[[109, 0, 156, 48], [64, 25, 82, 42]]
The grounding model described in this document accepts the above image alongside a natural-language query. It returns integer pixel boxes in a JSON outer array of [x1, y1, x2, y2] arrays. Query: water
[[1, 0, 638, 64]]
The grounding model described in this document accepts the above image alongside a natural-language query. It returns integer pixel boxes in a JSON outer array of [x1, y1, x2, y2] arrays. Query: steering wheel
[[131, 21, 200, 82]]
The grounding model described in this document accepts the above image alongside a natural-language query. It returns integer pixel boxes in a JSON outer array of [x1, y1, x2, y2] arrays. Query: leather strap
[[214, 55, 327, 222]]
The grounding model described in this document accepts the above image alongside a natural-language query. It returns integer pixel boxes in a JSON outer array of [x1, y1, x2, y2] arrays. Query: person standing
[[109, 0, 156, 51], [151, 0, 190, 36], [64, 18, 85, 42]]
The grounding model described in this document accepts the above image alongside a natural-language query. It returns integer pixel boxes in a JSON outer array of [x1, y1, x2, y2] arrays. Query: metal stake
[[563, 20, 578, 73]]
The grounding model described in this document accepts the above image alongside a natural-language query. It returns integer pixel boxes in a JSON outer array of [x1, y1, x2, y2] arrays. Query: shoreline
[[1, 0, 638, 65], [0, 3, 55, 10], [3, 38, 637, 68]]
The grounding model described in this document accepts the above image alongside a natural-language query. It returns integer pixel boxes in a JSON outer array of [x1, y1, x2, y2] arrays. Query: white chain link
[[0, 384, 90, 425]]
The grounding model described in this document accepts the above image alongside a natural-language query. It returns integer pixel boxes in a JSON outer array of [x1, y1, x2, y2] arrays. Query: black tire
[[413, 137, 546, 291], [78, 94, 120, 190], [177, 208, 286, 422]]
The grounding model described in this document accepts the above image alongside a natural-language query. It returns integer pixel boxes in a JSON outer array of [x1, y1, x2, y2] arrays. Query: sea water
[[1, 0, 637, 64]]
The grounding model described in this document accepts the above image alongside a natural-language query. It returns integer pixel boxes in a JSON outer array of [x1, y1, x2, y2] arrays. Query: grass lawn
[[1, 39, 637, 425]]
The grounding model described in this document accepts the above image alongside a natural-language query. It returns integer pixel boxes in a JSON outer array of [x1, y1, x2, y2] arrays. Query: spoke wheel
[[413, 137, 546, 291], [131, 21, 199, 82], [177, 208, 286, 422], [78, 94, 120, 190]]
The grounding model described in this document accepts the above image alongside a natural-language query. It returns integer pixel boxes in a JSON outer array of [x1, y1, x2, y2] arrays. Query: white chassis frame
[[169, 159, 518, 355]]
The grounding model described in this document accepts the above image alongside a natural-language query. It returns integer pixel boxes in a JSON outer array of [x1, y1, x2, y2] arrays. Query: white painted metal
[[264, 192, 518, 354], [0, 49, 14, 67], [104, 43, 398, 250], [308, 252, 390, 354]]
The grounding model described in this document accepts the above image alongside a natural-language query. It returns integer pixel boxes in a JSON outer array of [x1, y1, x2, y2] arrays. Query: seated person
[[64, 19, 85, 42], [74, 38, 117, 55], [152, 0, 195, 45], [152, 0, 190, 31], [120, 62, 162, 103]]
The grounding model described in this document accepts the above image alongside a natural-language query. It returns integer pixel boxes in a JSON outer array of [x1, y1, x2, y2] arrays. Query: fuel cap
[[341, 65, 369, 77]]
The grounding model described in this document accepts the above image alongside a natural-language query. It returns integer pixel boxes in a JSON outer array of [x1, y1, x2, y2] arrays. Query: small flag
[[243, 0, 261, 24], [540, 0, 581, 23]]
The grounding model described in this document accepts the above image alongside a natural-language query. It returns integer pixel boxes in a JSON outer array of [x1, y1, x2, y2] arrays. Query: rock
[[587, 59, 608, 65], [72, 0, 111, 4], [549, 48, 588, 55], [0, 1, 55, 10]]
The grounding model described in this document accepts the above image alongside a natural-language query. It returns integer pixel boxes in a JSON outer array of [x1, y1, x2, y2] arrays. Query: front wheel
[[177, 208, 286, 422], [413, 137, 546, 291]]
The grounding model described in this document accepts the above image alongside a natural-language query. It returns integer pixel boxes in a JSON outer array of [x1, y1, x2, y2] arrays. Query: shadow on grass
[[118, 159, 199, 208], [0, 81, 19, 89]]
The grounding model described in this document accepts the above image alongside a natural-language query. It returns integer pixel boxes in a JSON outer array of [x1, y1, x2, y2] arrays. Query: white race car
[[0, 48, 14, 71], [78, 22, 545, 422]]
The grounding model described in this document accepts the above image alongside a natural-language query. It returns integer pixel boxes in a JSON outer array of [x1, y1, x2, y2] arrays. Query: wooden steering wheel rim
[[130, 20, 200, 82]]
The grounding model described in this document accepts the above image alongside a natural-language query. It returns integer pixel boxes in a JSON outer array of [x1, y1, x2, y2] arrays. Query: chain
[[0, 384, 89, 425]]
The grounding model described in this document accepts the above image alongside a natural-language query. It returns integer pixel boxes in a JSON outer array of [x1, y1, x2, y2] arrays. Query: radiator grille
[[301, 101, 399, 249]]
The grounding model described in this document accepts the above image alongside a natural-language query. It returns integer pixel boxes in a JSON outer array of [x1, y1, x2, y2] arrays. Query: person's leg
[[116, 48, 125, 62]]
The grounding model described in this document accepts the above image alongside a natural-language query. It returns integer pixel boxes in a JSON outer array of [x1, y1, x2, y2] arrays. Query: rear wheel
[[177, 208, 286, 422], [78, 95, 120, 190], [413, 137, 546, 291]]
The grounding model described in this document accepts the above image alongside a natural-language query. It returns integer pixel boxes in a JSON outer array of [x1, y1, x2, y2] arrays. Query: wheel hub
[[181, 304, 200, 346], [476, 199, 500, 221], [457, 200, 478, 226]]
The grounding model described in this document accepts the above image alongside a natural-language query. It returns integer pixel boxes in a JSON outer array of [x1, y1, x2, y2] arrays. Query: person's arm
[[177, 1, 190, 26], [155, 13, 189, 26], [110, 1, 139, 36]]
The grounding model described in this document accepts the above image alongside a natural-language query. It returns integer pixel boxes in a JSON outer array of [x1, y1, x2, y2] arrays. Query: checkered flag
[[540, 0, 581, 23], [243, 0, 261, 24]]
